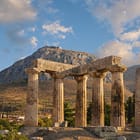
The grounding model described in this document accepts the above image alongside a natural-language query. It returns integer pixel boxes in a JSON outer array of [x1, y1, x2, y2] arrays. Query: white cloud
[[85, 0, 140, 36], [42, 21, 73, 39], [58, 34, 66, 39], [30, 36, 38, 47], [120, 29, 140, 41], [97, 40, 140, 66], [98, 40, 140, 66], [85, 0, 140, 66], [42, 21, 73, 34], [0, 0, 36, 23]]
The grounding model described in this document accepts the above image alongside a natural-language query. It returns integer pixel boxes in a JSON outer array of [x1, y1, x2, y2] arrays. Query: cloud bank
[[85, 0, 140, 66]]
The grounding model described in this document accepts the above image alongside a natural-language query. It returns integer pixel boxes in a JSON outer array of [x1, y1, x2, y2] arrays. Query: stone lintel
[[25, 68, 40, 74], [67, 56, 124, 75], [27, 56, 126, 77], [92, 56, 121, 66], [33, 58, 75, 72]]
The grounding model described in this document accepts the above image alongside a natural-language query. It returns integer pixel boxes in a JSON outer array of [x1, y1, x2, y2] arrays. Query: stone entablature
[[32, 58, 76, 73], [25, 55, 128, 130], [31, 56, 126, 76]]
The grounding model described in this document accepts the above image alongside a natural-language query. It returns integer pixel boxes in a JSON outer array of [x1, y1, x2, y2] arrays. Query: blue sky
[[1, 0, 140, 71]]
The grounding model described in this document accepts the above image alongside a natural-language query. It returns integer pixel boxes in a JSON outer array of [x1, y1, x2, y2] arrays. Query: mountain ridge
[[0, 46, 96, 84], [0, 45, 139, 94]]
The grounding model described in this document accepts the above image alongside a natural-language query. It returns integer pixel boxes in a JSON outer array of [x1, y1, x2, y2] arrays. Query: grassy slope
[[0, 79, 132, 106]]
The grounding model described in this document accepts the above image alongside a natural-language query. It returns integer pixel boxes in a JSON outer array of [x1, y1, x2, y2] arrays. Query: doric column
[[75, 75, 88, 127], [25, 68, 39, 126], [52, 73, 64, 125], [135, 68, 140, 131], [110, 66, 126, 129], [91, 72, 105, 126]]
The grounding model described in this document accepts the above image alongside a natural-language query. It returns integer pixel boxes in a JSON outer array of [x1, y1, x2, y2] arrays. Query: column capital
[[90, 72, 106, 78], [51, 72, 65, 79], [25, 68, 40, 74], [109, 65, 127, 73], [74, 75, 88, 82]]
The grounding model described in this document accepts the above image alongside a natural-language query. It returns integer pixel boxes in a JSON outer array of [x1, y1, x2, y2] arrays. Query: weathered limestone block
[[31, 56, 124, 77], [135, 68, 140, 131], [25, 68, 39, 127], [91, 72, 106, 126], [33, 58, 75, 72], [85, 126, 117, 138], [52, 73, 64, 125], [110, 67, 126, 129], [71, 56, 122, 75], [75, 75, 88, 127]]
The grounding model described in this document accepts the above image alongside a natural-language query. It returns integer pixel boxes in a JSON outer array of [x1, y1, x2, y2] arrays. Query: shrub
[[64, 102, 75, 127], [2, 130, 28, 140], [38, 117, 53, 127], [0, 119, 11, 130]]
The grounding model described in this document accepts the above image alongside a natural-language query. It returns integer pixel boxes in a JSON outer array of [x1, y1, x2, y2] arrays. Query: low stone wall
[[85, 126, 118, 139]]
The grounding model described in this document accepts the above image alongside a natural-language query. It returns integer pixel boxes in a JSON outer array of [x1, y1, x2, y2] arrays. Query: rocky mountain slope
[[0, 46, 95, 84], [0, 45, 139, 95], [124, 65, 140, 92]]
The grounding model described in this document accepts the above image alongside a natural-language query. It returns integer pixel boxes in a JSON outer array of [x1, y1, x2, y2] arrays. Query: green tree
[[64, 102, 75, 127], [125, 96, 135, 124], [104, 104, 111, 126], [87, 103, 92, 124], [87, 103, 111, 126]]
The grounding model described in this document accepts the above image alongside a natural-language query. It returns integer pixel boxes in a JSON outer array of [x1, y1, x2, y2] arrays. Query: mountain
[[124, 65, 140, 93], [0, 46, 96, 84], [0, 46, 136, 107]]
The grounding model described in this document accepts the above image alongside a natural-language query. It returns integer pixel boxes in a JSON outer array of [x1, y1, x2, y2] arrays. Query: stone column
[[25, 68, 39, 126], [75, 75, 88, 127], [135, 68, 140, 131], [52, 73, 64, 125], [110, 67, 126, 129], [91, 72, 105, 126]]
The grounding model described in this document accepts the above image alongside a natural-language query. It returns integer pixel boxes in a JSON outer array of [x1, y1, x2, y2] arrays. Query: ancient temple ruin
[[25, 56, 128, 130]]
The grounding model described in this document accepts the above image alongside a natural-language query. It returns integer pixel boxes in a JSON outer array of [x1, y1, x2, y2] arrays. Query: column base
[[116, 126, 125, 131], [54, 121, 68, 127], [24, 120, 38, 127]]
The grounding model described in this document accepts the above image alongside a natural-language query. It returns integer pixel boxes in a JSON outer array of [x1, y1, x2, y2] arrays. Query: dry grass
[[0, 79, 133, 106]]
